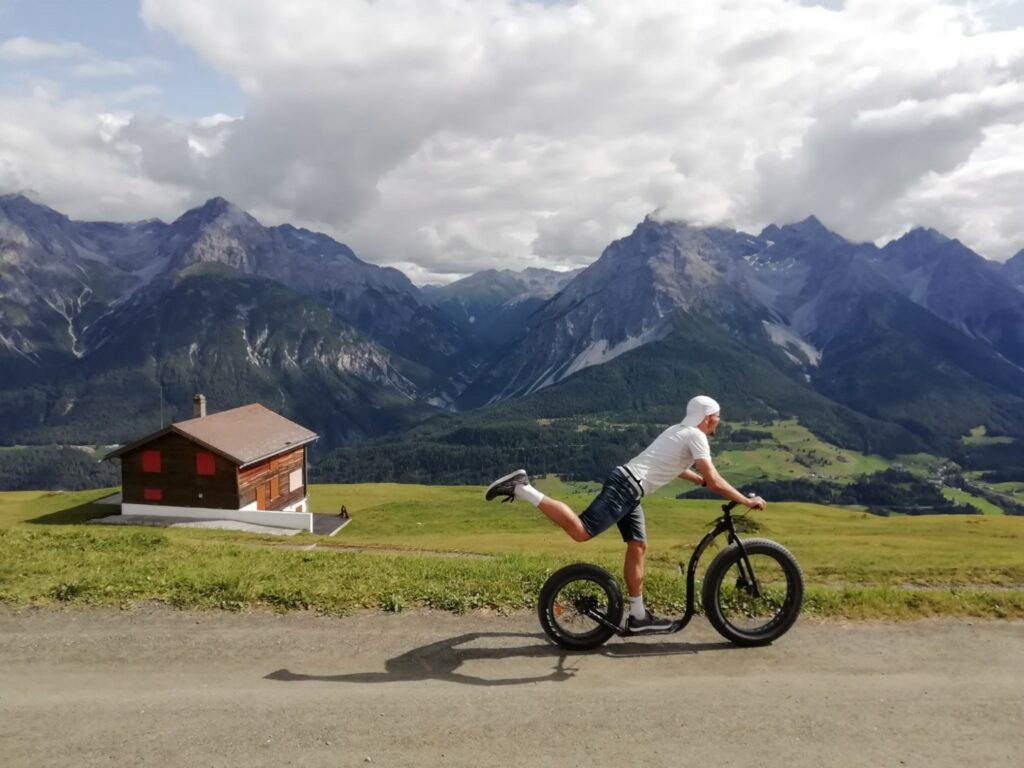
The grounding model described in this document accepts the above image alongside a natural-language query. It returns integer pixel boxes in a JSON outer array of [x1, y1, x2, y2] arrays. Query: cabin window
[[141, 450, 161, 473], [196, 452, 216, 476], [270, 476, 280, 499], [289, 468, 303, 493], [143, 488, 163, 501]]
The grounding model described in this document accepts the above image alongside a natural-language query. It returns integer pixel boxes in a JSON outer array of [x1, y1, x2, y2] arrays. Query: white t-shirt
[[625, 423, 711, 494]]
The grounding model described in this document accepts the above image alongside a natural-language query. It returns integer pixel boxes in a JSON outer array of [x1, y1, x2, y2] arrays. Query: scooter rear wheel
[[538, 563, 623, 651]]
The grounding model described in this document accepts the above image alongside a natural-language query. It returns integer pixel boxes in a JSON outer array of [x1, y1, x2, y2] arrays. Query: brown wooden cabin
[[106, 396, 318, 513]]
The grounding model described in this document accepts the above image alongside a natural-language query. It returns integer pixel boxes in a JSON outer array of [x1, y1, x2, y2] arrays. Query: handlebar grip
[[723, 493, 757, 513]]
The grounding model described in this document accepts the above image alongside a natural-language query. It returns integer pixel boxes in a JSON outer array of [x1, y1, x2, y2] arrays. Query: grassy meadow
[[941, 488, 1005, 516], [688, 420, 936, 489], [962, 425, 1015, 446], [1, 481, 1022, 619]]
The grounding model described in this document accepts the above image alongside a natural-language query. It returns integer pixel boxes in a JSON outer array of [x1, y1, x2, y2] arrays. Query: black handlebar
[[722, 493, 758, 513]]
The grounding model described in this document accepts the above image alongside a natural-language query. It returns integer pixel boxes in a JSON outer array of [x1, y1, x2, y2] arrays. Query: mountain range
[[2, 192, 1023, 474]]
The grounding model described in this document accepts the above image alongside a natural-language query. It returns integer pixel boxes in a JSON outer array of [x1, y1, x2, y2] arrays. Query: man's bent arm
[[694, 458, 766, 510], [679, 468, 705, 486]]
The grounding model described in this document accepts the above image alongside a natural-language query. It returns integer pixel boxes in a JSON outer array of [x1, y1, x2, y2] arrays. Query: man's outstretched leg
[[485, 470, 590, 541]]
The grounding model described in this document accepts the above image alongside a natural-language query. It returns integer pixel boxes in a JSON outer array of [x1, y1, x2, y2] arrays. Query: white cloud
[[0, 36, 170, 81], [70, 56, 169, 79], [6, 0, 1024, 282], [0, 87, 191, 221], [108, 84, 163, 103], [0, 36, 91, 60]]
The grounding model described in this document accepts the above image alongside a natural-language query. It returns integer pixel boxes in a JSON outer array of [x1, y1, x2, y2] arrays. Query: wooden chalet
[[105, 395, 320, 531]]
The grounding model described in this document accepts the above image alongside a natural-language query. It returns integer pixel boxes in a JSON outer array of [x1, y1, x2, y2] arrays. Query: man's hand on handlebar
[[744, 495, 767, 511], [722, 494, 767, 513]]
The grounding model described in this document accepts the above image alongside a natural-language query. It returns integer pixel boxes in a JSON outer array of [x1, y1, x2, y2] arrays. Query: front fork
[[689, 515, 764, 608], [729, 533, 764, 599]]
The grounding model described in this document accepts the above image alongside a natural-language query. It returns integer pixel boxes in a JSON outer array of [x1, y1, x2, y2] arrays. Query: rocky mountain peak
[[881, 229, 990, 276], [0, 192, 37, 210], [171, 197, 256, 233], [162, 197, 266, 272], [1003, 249, 1024, 289], [0, 193, 71, 232], [791, 214, 827, 232], [753, 217, 847, 275], [763, 215, 845, 246], [1007, 248, 1024, 265], [879, 226, 952, 265], [892, 226, 949, 249], [0, 193, 91, 270]]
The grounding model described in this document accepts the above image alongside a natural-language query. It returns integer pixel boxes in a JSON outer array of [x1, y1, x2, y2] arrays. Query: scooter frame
[[578, 499, 762, 637]]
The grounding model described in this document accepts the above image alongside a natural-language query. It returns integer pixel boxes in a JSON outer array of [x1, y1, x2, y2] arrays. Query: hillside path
[[0, 608, 1021, 768]]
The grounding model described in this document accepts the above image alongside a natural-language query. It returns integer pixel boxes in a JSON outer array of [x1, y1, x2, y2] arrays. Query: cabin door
[[256, 484, 267, 510]]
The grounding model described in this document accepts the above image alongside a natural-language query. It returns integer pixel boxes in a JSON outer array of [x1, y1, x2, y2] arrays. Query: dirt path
[[0, 608, 1021, 768]]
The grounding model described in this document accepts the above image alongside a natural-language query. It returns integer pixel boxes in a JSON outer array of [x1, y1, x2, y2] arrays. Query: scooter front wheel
[[702, 538, 803, 647], [537, 563, 623, 651]]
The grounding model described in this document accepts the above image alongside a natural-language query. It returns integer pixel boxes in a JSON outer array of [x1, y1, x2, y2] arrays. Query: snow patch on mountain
[[762, 321, 821, 367], [42, 284, 91, 358], [0, 329, 39, 362], [561, 325, 663, 382], [239, 323, 266, 366]]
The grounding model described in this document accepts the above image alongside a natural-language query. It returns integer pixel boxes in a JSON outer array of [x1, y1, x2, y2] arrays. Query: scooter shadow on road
[[264, 631, 736, 687]]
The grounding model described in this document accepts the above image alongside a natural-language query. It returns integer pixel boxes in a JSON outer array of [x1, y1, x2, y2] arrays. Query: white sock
[[513, 483, 544, 507], [629, 594, 646, 620]]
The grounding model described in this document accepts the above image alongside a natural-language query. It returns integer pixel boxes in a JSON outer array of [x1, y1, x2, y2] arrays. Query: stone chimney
[[193, 394, 207, 419]]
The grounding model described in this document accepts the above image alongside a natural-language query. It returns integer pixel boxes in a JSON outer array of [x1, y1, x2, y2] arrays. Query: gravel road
[[1, 608, 1021, 768]]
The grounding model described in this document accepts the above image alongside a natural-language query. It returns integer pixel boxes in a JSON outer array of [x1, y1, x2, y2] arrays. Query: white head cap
[[682, 395, 721, 427]]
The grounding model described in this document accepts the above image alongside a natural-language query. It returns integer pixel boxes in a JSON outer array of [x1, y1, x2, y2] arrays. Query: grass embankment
[[1, 484, 1022, 619]]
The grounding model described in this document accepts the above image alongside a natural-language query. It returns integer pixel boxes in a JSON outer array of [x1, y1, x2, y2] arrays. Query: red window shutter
[[141, 450, 161, 473], [196, 452, 216, 476], [143, 488, 163, 501]]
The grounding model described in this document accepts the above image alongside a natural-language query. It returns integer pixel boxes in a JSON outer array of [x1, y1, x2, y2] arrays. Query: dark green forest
[[0, 447, 119, 491]]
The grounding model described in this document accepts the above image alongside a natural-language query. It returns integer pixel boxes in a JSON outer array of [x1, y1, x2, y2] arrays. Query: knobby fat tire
[[701, 538, 804, 647], [538, 563, 624, 651]]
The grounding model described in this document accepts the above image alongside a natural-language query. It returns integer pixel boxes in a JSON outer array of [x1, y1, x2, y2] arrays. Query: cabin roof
[[105, 403, 318, 467]]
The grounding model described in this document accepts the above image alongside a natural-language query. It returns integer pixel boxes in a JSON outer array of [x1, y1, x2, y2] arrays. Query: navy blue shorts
[[578, 467, 647, 542]]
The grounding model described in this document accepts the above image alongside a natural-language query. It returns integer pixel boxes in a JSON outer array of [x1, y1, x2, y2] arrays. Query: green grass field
[[962, 425, 1015, 446], [991, 482, 1024, 496], [1, 484, 1022, 619], [941, 488, 1005, 516], [707, 420, 936, 488]]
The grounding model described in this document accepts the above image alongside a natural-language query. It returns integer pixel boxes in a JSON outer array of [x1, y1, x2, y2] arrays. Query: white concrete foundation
[[121, 500, 313, 532], [239, 498, 307, 513]]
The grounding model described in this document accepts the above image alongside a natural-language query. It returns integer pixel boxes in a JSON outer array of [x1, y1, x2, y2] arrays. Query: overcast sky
[[4, 0, 1024, 281]]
